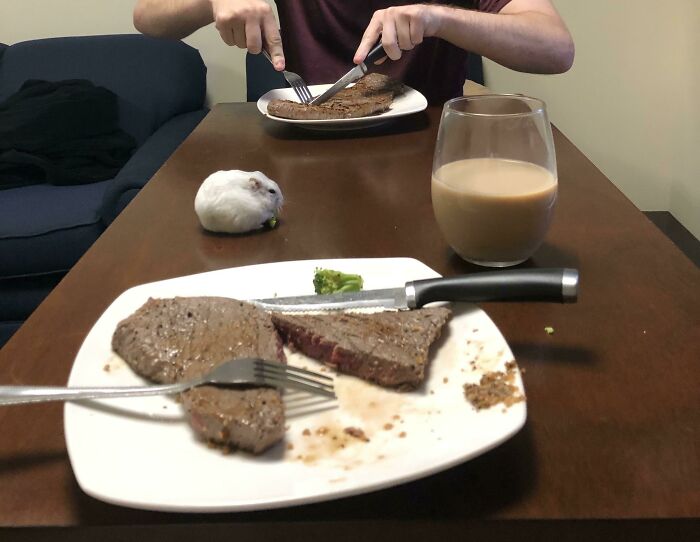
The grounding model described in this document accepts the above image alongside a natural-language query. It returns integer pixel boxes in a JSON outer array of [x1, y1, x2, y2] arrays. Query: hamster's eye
[[268, 188, 276, 194]]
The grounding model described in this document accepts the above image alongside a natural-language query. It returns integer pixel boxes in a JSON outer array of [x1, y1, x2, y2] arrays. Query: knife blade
[[309, 43, 387, 106], [253, 268, 579, 312]]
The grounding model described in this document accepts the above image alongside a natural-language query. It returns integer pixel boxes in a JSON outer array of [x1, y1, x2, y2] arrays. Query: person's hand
[[210, 0, 285, 70], [353, 4, 444, 64]]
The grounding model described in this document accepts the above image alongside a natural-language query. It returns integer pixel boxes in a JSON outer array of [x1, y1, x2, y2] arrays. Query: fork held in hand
[[262, 49, 313, 104], [0, 358, 336, 406]]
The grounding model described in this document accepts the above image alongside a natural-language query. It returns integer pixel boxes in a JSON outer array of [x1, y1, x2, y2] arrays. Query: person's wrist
[[425, 4, 454, 38]]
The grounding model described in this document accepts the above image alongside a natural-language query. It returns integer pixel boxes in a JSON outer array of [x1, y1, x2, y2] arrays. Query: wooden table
[[1, 104, 698, 541]]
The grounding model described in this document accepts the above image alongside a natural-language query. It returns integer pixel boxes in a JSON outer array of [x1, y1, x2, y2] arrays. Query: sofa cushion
[[0, 180, 109, 278], [0, 35, 207, 146]]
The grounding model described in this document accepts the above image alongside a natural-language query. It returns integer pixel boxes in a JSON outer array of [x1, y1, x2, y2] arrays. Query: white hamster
[[194, 170, 284, 233]]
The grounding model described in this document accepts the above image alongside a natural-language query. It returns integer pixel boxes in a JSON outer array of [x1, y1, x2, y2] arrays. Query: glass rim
[[443, 94, 546, 118]]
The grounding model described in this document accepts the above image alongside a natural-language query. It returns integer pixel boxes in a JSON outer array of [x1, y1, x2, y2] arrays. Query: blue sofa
[[0, 34, 208, 347]]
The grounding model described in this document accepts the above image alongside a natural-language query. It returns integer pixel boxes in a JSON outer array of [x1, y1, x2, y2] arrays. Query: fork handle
[[0, 382, 192, 406]]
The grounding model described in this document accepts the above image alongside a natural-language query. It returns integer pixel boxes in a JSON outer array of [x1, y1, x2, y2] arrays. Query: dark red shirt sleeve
[[477, 0, 513, 13]]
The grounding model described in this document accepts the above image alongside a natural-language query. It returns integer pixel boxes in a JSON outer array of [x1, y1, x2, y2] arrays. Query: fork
[[0, 358, 335, 406], [262, 49, 313, 104]]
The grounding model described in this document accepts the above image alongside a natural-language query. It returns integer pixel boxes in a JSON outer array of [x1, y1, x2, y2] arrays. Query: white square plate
[[65, 258, 526, 512], [257, 84, 428, 130]]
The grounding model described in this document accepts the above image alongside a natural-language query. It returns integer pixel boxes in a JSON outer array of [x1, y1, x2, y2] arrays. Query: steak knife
[[309, 43, 387, 106], [253, 268, 579, 312]]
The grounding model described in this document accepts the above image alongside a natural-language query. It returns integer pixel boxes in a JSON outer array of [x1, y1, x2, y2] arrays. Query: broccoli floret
[[313, 268, 364, 294]]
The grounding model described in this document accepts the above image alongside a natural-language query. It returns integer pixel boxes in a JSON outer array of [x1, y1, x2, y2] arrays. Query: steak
[[267, 73, 405, 120], [271, 307, 451, 390], [112, 297, 286, 454]]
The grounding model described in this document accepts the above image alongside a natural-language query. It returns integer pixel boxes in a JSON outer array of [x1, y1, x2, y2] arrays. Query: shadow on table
[[0, 450, 67, 476], [445, 242, 580, 276], [508, 341, 596, 365], [263, 111, 431, 142], [68, 421, 537, 524]]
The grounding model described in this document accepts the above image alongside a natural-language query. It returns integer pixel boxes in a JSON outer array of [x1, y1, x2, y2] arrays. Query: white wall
[[2, 0, 698, 237], [484, 0, 700, 239]]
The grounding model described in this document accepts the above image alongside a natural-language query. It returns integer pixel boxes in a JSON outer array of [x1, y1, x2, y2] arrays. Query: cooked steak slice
[[112, 297, 286, 454], [271, 307, 451, 390], [268, 94, 393, 120], [267, 73, 404, 121], [349, 73, 405, 96]]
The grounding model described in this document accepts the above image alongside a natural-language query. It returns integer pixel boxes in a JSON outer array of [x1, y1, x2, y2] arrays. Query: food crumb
[[399, 432, 406, 438], [377, 454, 385, 460], [464, 362, 525, 410], [544, 326, 554, 335], [302, 428, 311, 436], [383, 423, 394, 430], [103, 364, 110, 373], [392, 414, 400, 420], [430, 390, 435, 395], [344, 427, 369, 442], [286, 443, 294, 451], [316, 426, 329, 436], [443, 377, 449, 383]]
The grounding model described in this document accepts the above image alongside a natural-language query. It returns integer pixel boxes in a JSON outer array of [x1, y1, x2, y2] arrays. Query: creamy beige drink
[[432, 158, 557, 265]]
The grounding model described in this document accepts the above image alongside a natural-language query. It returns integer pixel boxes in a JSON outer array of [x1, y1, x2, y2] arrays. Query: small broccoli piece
[[264, 216, 278, 229], [313, 268, 364, 294], [544, 326, 554, 335]]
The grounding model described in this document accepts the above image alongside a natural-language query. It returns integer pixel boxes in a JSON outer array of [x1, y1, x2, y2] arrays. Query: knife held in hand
[[253, 268, 579, 312], [309, 43, 388, 106]]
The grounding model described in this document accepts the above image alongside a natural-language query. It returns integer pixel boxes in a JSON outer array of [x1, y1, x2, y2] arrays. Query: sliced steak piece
[[112, 297, 286, 454], [267, 73, 404, 121], [267, 94, 393, 120], [271, 307, 451, 390], [349, 73, 405, 96]]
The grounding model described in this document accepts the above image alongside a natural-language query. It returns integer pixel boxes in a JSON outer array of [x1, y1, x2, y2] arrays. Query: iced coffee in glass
[[432, 95, 557, 267]]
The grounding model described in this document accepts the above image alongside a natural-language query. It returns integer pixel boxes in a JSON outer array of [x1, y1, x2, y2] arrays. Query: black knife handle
[[408, 268, 578, 307], [365, 42, 387, 65]]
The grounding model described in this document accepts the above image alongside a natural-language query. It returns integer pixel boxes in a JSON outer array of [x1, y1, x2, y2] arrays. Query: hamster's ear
[[248, 177, 262, 191]]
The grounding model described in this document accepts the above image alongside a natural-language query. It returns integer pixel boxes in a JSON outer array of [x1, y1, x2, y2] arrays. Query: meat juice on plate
[[431, 157, 557, 266]]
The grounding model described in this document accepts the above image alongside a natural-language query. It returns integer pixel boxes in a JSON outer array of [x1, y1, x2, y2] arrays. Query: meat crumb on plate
[[463, 361, 525, 410], [344, 427, 370, 442]]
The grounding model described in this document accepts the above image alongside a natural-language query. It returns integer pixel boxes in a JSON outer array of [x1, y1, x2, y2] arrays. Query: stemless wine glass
[[431, 95, 557, 267]]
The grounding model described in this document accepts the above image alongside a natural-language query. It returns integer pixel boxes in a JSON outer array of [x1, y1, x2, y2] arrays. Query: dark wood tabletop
[[1, 104, 698, 541]]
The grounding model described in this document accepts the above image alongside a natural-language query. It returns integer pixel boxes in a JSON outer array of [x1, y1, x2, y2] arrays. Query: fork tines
[[254, 360, 335, 398], [285, 73, 313, 104]]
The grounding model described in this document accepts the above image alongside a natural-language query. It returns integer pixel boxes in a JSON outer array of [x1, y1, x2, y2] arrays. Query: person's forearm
[[434, 5, 574, 74], [133, 0, 214, 39]]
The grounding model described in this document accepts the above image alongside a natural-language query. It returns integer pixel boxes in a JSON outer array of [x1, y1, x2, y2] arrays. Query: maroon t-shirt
[[276, 0, 512, 105]]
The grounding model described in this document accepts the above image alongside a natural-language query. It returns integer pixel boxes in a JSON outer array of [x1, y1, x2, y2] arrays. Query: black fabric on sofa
[[0, 35, 208, 347]]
